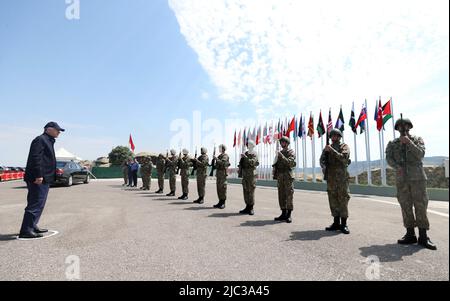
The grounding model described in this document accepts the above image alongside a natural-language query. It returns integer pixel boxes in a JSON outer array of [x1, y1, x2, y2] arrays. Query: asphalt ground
[[0, 178, 448, 281]]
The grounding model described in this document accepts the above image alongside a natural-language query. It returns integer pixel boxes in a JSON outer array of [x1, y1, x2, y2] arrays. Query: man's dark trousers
[[20, 181, 50, 233]]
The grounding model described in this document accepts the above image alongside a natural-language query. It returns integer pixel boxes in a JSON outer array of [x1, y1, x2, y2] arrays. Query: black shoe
[[166, 192, 175, 197], [214, 200, 226, 209], [248, 206, 254, 215], [157, 190, 164, 194], [193, 197, 204, 204], [275, 210, 287, 221], [340, 217, 350, 234], [34, 227, 48, 234], [239, 205, 250, 214], [182, 195, 189, 200], [213, 201, 221, 208], [19, 231, 43, 239], [418, 229, 437, 250], [285, 209, 292, 223], [178, 194, 185, 200], [325, 217, 341, 231], [398, 228, 417, 244]]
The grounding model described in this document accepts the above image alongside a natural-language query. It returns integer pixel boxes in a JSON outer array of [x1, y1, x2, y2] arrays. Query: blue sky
[[0, 0, 448, 166]]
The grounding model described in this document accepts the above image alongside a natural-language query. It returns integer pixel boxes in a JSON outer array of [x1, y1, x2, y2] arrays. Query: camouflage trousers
[[157, 172, 164, 190], [197, 174, 207, 198], [242, 175, 256, 206], [216, 170, 227, 201], [169, 172, 176, 193], [141, 173, 151, 190], [396, 180, 430, 230], [277, 173, 294, 210], [327, 184, 350, 218], [122, 169, 128, 184], [181, 171, 189, 194]]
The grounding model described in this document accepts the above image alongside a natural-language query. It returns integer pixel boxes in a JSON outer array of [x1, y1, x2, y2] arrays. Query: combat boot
[[166, 191, 175, 197], [418, 228, 437, 250], [213, 200, 223, 208], [239, 205, 250, 214], [248, 205, 254, 215], [274, 210, 287, 221], [325, 217, 340, 231], [340, 217, 350, 234], [193, 197, 204, 204], [182, 194, 189, 200], [178, 194, 185, 200], [218, 200, 225, 209], [285, 209, 292, 223], [397, 228, 417, 244]]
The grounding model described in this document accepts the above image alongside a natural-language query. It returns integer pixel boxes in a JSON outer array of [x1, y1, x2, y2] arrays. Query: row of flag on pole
[[232, 98, 393, 147]]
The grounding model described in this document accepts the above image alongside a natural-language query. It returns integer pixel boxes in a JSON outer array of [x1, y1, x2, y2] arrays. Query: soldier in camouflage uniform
[[320, 129, 351, 234], [165, 149, 178, 197], [177, 149, 192, 200], [193, 147, 209, 204], [213, 144, 231, 209], [273, 136, 296, 223], [155, 153, 166, 194], [121, 159, 129, 186], [138, 156, 153, 191], [386, 117, 436, 250], [239, 140, 259, 215]]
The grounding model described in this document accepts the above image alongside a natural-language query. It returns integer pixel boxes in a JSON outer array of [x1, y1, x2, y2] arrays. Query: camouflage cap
[[330, 128, 342, 137], [394, 118, 413, 130], [201, 147, 208, 154], [280, 136, 290, 145], [219, 144, 226, 151]]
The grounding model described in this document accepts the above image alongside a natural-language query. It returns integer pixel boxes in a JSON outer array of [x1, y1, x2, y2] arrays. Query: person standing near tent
[[386, 117, 436, 250], [121, 159, 129, 186], [19, 122, 65, 239]]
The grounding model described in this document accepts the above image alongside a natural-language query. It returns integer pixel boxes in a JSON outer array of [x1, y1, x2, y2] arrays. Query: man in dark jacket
[[19, 122, 65, 239]]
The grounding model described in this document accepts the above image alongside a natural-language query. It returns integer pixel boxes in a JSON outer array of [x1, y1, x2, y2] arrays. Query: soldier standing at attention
[[193, 147, 209, 204], [386, 117, 436, 250], [239, 140, 259, 215], [165, 149, 178, 197], [155, 153, 166, 194], [178, 149, 192, 200], [139, 156, 153, 191], [213, 144, 231, 209], [320, 129, 351, 234], [273, 136, 296, 223], [121, 159, 129, 186]]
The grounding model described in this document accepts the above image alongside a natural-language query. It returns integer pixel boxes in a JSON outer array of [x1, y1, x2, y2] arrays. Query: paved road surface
[[0, 179, 448, 281]]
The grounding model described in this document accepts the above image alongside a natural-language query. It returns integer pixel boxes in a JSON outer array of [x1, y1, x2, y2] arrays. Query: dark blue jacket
[[24, 133, 56, 184]]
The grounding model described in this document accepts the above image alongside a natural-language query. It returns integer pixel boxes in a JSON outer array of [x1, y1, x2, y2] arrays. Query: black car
[[55, 161, 90, 186]]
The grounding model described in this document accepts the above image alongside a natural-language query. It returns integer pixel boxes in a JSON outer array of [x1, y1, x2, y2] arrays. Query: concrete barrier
[[227, 178, 449, 201]]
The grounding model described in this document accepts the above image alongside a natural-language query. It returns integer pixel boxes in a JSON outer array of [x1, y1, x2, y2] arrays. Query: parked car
[[55, 161, 90, 186]]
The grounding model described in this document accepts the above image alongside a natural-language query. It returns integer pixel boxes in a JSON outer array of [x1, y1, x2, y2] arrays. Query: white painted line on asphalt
[[364, 198, 449, 218], [16, 230, 59, 241]]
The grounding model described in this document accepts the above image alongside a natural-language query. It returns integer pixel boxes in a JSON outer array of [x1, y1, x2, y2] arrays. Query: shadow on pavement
[[152, 198, 178, 201], [169, 202, 191, 205], [359, 243, 423, 262], [0, 234, 18, 241], [184, 206, 213, 211], [11, 186, 27, 189], [240, 220, 278, 227], [209, 212, 242, 218], [288, 230, 340, 241]]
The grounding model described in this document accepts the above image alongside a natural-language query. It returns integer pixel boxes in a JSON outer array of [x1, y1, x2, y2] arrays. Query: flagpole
[[390, 96, 396, 139], [365, 99, 372, 186], [379, 96, 387, 186], [311, 112, 316, 183], [353, 131, 358, 184]]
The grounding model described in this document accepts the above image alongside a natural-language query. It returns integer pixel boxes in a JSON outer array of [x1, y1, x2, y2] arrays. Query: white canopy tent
[[55, 147, 82, 162]]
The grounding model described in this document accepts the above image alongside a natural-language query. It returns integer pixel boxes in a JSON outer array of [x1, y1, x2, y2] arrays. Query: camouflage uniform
[[273, 147, 296, 211], [195, 152, 209, 200], [386, 136, 429, 230], [240, 151, 259, 207], [156, 156, 166, 192], [139, 157, 153, 190], [216, 153, 230, 202], [320, 141, 351, 219], [121, 160, 129, 185], [179, 154, 192, 196], [166, 154, 178, 194]]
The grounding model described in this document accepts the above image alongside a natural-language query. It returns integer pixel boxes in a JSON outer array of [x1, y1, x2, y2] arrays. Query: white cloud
[[200, 91, 210, 100], [169, 0, 449, 156]]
